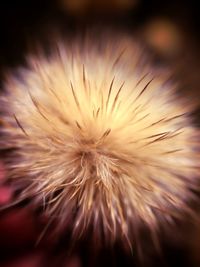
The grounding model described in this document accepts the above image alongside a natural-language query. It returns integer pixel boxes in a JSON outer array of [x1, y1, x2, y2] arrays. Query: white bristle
[[0, 34, 199, 250]]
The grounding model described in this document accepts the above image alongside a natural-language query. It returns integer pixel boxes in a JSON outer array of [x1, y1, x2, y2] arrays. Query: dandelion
[[0, 34, 199, 252]]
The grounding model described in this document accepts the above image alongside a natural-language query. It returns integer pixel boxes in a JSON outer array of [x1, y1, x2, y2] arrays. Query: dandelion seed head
[[0, 35, 199, 249]]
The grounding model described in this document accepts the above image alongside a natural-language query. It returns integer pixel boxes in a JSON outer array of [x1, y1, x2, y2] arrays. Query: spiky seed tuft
[[0, 35, 199, 251]]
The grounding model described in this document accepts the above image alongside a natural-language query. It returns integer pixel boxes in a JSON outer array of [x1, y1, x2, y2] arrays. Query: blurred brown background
[[0, 0, 199, 109]]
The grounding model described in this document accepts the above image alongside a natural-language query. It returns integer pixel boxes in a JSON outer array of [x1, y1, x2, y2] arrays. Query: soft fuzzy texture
[[0, 35, 199, 249]]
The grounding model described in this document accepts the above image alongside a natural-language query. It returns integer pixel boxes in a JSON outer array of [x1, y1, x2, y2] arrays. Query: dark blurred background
[[0, 0, 199, 63], [0, 1, 200, 267], [0, 0, 200, 103]]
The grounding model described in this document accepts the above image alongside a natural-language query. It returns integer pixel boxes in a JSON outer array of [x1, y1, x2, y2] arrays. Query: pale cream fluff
[[0, 35, 199, 249]]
